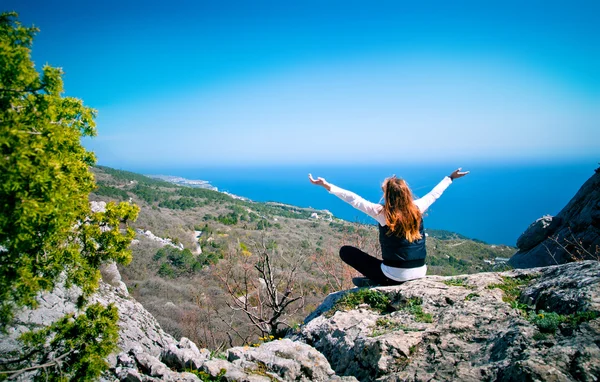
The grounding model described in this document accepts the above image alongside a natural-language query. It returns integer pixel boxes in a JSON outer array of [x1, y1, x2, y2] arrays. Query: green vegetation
[[443, 278, 476, 289], [487, 275, 535, 305], [0, 12, 137, 379], [217, 212, 239, 225], [332, 289, 392, 314], [329, 291, 433, 323], [130, 184, 171, 204], [426, 229, 488, 244], [158, 197, 199, 210], [488, 275, 598, 335], [426, 229, 471, 241], [153, 246, 219, 277], [400, 297, 433, 323], [94, 184, 130, 200], [426, 238, 513, 276], [20, 303, 120, 381], [187, 368, 227, 382], [465, 293, 480, 301], [96, 165, 176, 188], [371, 317, 422, 337], [94, 168, 321, 224], [528, 310, 599, 334]]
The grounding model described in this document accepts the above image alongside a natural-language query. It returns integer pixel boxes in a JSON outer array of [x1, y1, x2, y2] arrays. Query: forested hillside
[[90, 166, 514, 349]]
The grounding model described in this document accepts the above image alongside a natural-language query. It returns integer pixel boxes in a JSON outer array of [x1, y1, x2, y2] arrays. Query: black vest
[[378, 220, 426, 268]]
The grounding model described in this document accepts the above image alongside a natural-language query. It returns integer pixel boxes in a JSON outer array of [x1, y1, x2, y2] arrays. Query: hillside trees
[[0, 12, 138, 380]]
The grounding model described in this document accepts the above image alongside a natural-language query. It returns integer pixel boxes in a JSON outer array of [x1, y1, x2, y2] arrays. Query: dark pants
[[339, 245, 404, 286]]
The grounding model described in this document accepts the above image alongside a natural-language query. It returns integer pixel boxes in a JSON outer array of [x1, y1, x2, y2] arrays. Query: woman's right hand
[[308, 174, 332, 191]]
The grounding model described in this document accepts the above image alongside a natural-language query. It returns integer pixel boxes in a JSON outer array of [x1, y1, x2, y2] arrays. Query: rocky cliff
[[2, 260, 598, 381], [509, 167, 600, 268]]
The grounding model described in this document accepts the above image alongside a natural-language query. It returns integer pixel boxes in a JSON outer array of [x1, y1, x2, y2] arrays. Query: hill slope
[[90, 166, 515, 348]]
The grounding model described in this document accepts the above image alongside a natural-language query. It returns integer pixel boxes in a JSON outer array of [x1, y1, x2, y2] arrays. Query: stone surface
[[227, 339, 339, 381], [160, 337, 210, 371], [100, 261, 129, 295], [296, 261, 600, 382], [510, 167, 600, 268], [516, 215, 562, 252]]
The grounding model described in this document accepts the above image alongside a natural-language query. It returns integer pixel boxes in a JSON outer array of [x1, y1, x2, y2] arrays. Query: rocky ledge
[[2, 261, 598, 381], [296, 260, 600, 381]]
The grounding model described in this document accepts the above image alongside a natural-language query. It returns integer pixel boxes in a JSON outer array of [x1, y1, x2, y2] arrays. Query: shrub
[[332, 289, 392, 314]]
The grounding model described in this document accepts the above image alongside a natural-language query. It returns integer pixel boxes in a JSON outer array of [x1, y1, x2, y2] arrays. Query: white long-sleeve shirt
[[328, 176, 453, 281]]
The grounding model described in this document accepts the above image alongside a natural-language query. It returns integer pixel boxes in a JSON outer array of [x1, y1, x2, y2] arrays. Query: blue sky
[[5, 0, 600, 168]]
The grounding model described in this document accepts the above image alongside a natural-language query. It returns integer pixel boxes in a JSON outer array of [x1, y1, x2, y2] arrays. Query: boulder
[[510, 168, 600, 268], [227, 339, 339, 381], [516, 215, 562, 252], [160, 337, 211, 371], [100, 261, 129, 295]]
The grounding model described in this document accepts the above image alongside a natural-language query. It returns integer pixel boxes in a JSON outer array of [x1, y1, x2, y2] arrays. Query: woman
[[308, 168, 469, 286]]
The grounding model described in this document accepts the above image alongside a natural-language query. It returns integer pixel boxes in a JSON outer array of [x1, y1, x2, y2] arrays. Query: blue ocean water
[[130, 161, 597, 246]]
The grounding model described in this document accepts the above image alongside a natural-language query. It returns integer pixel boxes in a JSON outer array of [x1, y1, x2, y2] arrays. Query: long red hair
[[382, 176, 422, 242]]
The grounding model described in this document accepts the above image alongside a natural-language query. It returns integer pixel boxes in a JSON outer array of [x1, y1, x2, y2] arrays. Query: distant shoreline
[[146, 174, 251, 201]]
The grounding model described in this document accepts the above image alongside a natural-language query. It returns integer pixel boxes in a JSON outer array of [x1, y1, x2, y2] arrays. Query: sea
[[128, 161, 597, 246]]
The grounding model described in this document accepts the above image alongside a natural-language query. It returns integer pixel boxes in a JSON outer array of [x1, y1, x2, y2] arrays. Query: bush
[[528, 311, 565, 333]]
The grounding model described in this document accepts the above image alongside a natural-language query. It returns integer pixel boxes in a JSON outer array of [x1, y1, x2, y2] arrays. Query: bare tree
[[217, 236, 306, 339]]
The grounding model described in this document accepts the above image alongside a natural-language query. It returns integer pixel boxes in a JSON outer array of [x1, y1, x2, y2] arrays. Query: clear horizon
[[5, 0, 599, 167]]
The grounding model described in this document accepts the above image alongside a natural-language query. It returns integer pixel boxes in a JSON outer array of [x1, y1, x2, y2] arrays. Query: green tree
[[0, 12, 138, 380]]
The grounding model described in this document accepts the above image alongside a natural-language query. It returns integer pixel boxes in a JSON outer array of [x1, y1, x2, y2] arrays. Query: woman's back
[[308, 168, 468, 285]]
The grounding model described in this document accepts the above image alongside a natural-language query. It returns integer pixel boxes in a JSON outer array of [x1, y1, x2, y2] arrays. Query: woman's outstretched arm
[[414, 168, 469, 213], [308, 174, 384, 223]]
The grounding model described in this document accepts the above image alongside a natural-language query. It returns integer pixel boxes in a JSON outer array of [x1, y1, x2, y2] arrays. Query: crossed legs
[[339, 245, 403, 286]]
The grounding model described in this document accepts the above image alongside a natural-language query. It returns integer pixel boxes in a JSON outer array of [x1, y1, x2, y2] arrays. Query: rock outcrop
[[0, 272, 349, 381], [296, 261, 600, 381], [510, 167, 600, 268]]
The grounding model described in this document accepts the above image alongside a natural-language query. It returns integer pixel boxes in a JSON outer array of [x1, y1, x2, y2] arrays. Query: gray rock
[[296, 261, 600, 382], [91, 200, 107, 213], [117, 352, 136, 368], [510, 167, 600, 268], [100, 261, 129, 295], [160, 337, 210, 371], [228, 339, 337, 381], [116, 367, 143, 382], [516, 215, 561, 251], [202, 358, 249, 380], [91, 282, 175, 358], [133, 352, 169, 378]]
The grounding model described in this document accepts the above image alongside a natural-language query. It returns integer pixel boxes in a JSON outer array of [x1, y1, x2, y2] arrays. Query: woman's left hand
[[449, 168, 469, 180]]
